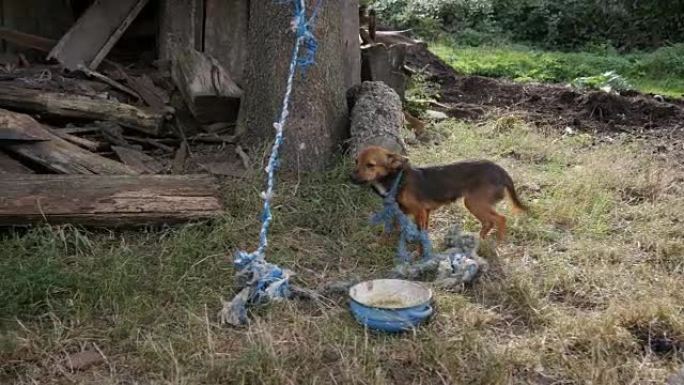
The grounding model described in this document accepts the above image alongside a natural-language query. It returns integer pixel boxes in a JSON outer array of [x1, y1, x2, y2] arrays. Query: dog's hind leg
[[464, 195, 494, 239]]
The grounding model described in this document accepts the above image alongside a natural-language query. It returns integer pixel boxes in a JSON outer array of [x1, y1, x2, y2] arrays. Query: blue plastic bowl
[[348, 279, 433, 333]]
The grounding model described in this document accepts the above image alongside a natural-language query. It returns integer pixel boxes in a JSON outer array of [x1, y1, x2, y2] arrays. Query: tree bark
[[236, 0, 348, 172], [347, 81, 406, 158]]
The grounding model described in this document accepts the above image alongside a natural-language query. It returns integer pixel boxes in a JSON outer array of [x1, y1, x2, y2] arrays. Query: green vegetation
[[2, 118, 683, 384], [431, 42, 684, 97], [370, 0, 684, 51]]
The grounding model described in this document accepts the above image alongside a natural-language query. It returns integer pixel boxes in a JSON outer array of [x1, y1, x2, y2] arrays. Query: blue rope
[[221, 0, 323, 326], [370, 171, 433, 263]]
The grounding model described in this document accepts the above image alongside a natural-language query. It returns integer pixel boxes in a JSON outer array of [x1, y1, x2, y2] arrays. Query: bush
[[370, 0, 684, 51]]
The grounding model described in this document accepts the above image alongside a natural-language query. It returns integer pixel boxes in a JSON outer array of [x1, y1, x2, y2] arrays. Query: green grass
[[431, 41, 684, 98], [2, 118, 684, 384]]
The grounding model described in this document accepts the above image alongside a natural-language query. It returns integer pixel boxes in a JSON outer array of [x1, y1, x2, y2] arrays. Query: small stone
[[424, 110, 449, 121], [64, 350, 103, 371]]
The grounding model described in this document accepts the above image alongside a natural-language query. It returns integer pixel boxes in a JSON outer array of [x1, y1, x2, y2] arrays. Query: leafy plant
[[404, 70, 441, 116], [571, 71, 633, 93]]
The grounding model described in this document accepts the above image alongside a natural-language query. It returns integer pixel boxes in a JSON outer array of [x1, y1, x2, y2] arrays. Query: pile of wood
[[0, 0, 243, 226]]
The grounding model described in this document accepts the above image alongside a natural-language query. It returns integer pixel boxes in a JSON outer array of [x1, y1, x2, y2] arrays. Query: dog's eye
[[366, 163, 375, 168]]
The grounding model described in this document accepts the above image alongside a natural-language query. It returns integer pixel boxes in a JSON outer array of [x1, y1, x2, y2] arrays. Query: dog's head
[[350, 146, 408, 185]]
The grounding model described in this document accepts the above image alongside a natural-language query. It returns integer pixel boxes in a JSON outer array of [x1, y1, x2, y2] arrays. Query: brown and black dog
[[351, 146, 527, 243]]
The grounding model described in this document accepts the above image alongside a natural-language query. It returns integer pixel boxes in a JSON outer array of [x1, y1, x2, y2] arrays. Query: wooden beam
[[340, 0, 361, 90], [0, 108, 137, 175], [158, 0, 204, 61], [0, 174, 224, 226], [172, 48, 242, 124], [204, 0, 248, 86], [0, 86, 164, 135], [0, 27, 57, 53], [48, 0, 149, 71]]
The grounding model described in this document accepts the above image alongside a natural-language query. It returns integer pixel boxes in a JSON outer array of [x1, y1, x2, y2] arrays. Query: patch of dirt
[[626, 322, 684, 357], [405, 48, 684, 142]]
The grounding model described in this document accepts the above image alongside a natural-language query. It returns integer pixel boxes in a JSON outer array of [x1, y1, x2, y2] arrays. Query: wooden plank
[[48, 0, 149, 71], [0, 174, 224, 226], [0, 108, 137, 175], [172, 48, 242, 124], [0, 151, 34, 174], [0, 27, 57, 53], [111, 145, 164, 174], [340, 0, 361, 90], [158, 0, 204, 61], [204, 0, 248, 86], [1, 0, 73, 54], [0, 86, 164, 135]]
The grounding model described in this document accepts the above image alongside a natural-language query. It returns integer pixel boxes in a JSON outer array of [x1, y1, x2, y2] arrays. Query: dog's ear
[[387, 152, 409, 169]]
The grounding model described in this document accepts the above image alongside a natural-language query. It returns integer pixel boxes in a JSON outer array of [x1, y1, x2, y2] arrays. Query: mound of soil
[[405, 47, 684, 139]]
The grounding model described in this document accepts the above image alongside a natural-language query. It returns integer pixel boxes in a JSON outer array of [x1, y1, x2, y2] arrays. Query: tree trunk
[[236, 0, 348, 172]]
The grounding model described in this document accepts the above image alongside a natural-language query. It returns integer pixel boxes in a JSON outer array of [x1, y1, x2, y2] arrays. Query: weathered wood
[[0, 27, 57, 53], [1, 0, 73, 55], [48, 0, 149, 71], [204, 0, 249, 87], [49, 129, 104, 152], [0, 108, 137, 175], [123, 73, 169, 111], [0, 151, 34, 174], [111, 145, 164, 174], [347, 81, 406, 157], [361, 43, 408, 100], [172, 48, 242, 124], [341, 0, 361, 90], [0, 174, 224, 226], [0, 86, 164, 135], [158, 0, 204, 61], [374, 30, 425, 48]]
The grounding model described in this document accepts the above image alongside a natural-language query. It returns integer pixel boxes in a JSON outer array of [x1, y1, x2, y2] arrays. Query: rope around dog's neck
[[371, 169, 433, 263]]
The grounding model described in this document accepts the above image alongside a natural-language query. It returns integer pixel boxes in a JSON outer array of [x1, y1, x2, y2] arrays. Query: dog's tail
[[504, 176, 528, 214]]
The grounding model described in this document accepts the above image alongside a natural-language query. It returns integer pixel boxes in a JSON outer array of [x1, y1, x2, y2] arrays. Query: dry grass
[[1, 117, 683, 384]]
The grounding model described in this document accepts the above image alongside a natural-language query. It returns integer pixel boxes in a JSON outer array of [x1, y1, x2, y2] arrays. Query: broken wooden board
[[172, 48, 242, 124], [48, 0, 149, 71], [0, 108, 137, 175], [0, 151, 34, 174], [0, 86, 164, 135], [204, 0, 248, 86], [111, 145, 164, 174], [0, 174, 224, 227]]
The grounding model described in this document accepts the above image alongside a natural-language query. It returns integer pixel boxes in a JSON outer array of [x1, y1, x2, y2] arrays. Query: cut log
[[0, 108, 137, 175], [347, 81, 406, 157], [172, 48, 242, 124], [361, 43, 408, 100], [111, 145, 164, 174], [0, 151, 34, 174], [48, 0, 149, 71], [0, 86, 164, 135], [0, 174, 224, 226], [204, 0, 249, 87]]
